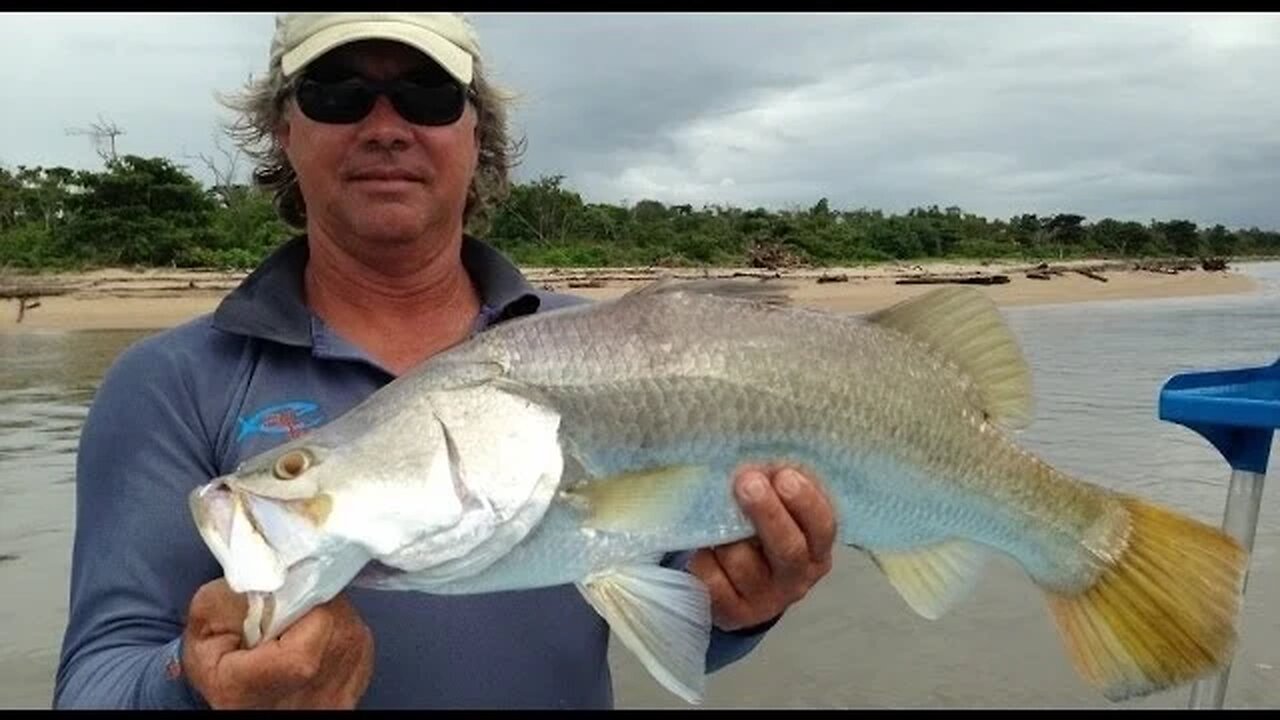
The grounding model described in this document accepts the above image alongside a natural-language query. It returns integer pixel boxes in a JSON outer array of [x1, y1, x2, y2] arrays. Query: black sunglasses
[[294, 71, 469, 127]]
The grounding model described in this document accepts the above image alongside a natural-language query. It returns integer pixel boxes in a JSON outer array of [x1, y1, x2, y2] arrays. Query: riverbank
[[0, 258, 1259, 333]]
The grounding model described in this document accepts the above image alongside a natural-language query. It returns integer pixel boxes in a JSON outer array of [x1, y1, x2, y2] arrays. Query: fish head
[[187, 416, 483, 643], [188, 380, 567, 645], [188, 432, 394, 645], [189, 436, 346, 592]]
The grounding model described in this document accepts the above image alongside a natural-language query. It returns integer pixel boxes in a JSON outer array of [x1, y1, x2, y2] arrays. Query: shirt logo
[[237, 401, 327, 442]]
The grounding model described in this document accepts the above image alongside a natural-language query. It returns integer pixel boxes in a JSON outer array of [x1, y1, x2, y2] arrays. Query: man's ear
[[276, 111, 292, 154]]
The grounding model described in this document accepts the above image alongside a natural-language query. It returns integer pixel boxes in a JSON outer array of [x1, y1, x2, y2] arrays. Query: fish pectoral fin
[[866, 286, 1034, 431], [577, 564, 712, 704], [564, 465, 709, 532], [870, 539, 989, 620]]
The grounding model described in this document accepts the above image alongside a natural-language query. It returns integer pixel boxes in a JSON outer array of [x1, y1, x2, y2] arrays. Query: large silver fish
[[189, 281, 1247, 705]]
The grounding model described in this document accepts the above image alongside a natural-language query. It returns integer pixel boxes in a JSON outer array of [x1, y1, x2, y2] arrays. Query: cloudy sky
[[4, 12, 1278, 229]]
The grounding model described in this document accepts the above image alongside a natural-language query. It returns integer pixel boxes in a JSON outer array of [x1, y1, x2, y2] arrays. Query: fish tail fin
[[1045, 494, 1248, 701]]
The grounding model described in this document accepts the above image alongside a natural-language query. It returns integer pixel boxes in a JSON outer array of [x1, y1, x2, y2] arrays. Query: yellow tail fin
[[1046, 496, 1248, 701]]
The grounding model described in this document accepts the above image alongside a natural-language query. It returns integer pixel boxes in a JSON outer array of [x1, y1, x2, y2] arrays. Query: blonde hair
[[220, 45, 523, 234]]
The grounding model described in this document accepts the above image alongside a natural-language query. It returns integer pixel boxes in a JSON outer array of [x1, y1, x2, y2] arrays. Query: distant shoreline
[[0, 257, 1262, 334]]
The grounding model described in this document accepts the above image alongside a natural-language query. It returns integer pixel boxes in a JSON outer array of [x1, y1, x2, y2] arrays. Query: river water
[[1, 263, 1278, 708]]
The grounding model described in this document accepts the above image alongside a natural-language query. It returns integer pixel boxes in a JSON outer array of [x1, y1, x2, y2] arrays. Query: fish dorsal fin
[[578, 563, 712, 704], [870, 539, 990, 620], [867, 286, 1034, 430], [623, 276, 793, 306]]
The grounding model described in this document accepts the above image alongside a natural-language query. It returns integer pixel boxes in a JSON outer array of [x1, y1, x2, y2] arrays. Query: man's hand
[[688, 465, 837, 632], [180, 579, 375, 709]]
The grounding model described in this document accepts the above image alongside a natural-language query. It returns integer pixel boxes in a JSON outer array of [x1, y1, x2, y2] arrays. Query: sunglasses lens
[[295, 74, 466, 127], [296, 78, 377, 124], [389, 82, 466, 126]]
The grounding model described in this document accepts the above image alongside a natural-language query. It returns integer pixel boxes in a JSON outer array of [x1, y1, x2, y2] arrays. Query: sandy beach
[[0, 258, 1260, 334]]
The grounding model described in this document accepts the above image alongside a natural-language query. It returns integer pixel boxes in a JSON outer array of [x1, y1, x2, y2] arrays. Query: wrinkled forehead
[[305, 39, 453, 81]]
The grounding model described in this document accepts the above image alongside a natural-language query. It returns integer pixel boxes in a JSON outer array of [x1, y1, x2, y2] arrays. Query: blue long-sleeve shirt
[[54, 235, 776, 709]]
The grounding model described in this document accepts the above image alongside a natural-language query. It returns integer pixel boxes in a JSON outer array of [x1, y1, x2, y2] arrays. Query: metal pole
[[1186, 469, 1268, 709]]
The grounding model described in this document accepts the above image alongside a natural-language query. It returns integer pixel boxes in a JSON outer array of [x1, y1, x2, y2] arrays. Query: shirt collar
[[211, 233, 543, 347]]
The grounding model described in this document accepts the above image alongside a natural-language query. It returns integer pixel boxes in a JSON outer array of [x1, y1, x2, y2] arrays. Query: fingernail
[[738, 473, 767, 502], [778, 470, 803, 499]]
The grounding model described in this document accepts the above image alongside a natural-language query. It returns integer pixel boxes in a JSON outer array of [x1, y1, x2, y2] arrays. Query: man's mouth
[[347, 169, 425, 184]]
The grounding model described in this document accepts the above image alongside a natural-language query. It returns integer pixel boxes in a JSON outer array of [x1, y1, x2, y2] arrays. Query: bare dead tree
[[183, 133, 246, 207], [66, 115, 126, 164]]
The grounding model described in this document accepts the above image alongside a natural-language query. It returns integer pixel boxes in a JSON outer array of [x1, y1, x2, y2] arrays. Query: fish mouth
[[188, 481, 371, 646]]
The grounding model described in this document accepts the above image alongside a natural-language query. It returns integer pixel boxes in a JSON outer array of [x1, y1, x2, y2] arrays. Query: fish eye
[[273, 449, 313, 480]]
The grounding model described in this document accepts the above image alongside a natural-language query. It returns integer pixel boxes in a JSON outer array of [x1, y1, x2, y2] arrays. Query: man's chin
[[340, 212, 451, 246]]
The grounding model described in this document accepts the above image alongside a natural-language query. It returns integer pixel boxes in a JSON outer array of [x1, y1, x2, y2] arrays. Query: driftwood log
[[2, 283, 75, 324], [0, 284, 74, 299], [1073, 269, 1109, 282], [896, 274, 1011, 286]]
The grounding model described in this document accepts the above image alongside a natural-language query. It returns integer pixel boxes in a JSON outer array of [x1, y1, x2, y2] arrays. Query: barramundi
[[189, 281, 1247, 704]]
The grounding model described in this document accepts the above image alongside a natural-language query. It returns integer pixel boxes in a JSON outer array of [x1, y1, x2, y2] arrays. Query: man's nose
[[357, 95, 413, 149]]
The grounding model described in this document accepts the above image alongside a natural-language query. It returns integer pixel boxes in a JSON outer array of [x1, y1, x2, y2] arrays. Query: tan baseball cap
[[271, 12, 481, 84]]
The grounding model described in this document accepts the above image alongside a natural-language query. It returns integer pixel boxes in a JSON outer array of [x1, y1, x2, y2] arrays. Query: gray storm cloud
[[3, 12, 1277, 228]]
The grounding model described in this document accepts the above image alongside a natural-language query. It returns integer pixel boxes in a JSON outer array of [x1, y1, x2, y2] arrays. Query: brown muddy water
[[2, 263, 1278, 709]]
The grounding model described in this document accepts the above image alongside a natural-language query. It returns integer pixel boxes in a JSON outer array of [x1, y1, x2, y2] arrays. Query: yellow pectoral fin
[[564, 464, 710, 533]]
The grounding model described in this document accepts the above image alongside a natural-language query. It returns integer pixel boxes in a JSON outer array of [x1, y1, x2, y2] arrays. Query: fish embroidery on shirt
[[236, 401, 328, 443]]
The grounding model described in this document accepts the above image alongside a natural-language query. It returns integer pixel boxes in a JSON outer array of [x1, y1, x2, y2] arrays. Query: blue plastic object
[[1157, 356, 1279, 709], [1159, 357, 1280, 474]]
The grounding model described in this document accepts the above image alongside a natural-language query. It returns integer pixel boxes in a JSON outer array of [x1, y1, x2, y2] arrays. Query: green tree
[[4, 157, 1279, 271], [63, 155, 218, 266], [489, 174, 585, 247], [1202, 224, 1234, 257], [1044, 213, 1086, 258], [1153, 219, 1201, 258], [0, 165, 20, 230]]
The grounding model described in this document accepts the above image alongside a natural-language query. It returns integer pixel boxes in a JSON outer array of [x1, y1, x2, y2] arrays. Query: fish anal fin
[[871, 539, 989, 620], [866, 286, 1034, 430], [578, 564, 712, 704]]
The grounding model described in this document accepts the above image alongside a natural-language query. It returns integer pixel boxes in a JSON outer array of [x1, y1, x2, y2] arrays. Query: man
[[54, 13, 838, 709]]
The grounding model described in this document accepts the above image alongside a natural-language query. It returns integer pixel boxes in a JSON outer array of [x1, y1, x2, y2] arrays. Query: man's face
[[278, 40, 479, 252]]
